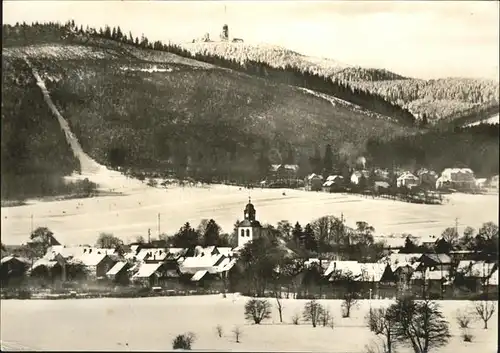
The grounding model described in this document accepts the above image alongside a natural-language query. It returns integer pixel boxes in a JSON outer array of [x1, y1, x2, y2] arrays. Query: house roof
[[397, 172, 418, 181], [270, 164, 281, 172], [217, 247, 233, 257], [306, 173, 323, 180], [379, 253, 423, 270], [106, 261, 128, 276], [324, 261, 362, 278], [31, 258, 59, 270], [488, 268, 498, 285], [283, 164, 299, 171], [77, 253, 109, 266], [360, 263, 389, 282], [374, 181, 390, 188], [352, 170, 370, 178], [1, 256, 30, 265], [457, 261, 496, 278], [136, 248, 168, 262], [191, 270, 208, 282], [419, 253, 451, 264], [442, 168, 474, 175], [326, 175, 343, 182], [132, 263, 163, 278]]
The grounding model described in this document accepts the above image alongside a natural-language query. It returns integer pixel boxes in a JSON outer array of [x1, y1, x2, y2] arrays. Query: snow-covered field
[[1, 184, 498, 247], [0, 296, 497, 352], [465, 113, 499, 127]]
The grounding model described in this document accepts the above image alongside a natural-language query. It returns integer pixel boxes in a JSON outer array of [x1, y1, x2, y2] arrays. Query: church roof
[[238, 219, 261, 228]]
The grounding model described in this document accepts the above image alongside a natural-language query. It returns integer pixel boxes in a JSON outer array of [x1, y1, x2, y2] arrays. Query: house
[[373, 181, 391, 193], [455, 260, 497, 291], [179, 254, 227, 275], [350, 170, 370, 186], [490, 175, 499, 190], [373, 169, 390, 181], [322, 176, 344, 192], [77, 253, 116, 278], [0, 256, 30, 286], [412, 268, 452, 293], [396, 172, 420, 188], [475, 178, 488, 190], [417, 253, 452, 272], [417, 169, 438, 188], [131, 262, 165, 287], [359, 263, 396, 284], [29, 254, 67, 284], [106, 261, 130, 285], [324, 261, 363, 280], [269, 164, 299, 181], [378, 253, 423, 271], [304, 173, 324, 191], [436, 168, 475, 190]]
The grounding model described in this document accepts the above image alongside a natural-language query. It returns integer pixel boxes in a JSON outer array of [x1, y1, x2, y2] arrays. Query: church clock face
[[245, 212, 248, 219]]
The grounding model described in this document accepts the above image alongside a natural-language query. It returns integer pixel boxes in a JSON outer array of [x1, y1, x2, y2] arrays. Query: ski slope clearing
[[1, 296, 496, 352], [1, 185, 497, 247]]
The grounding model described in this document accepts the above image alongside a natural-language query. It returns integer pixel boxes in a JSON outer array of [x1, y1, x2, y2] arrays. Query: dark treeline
[[2, 21, 417, 127], [366, 123, 500, 176]]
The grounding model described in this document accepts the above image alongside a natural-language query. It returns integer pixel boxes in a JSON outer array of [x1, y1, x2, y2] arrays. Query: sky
[[3, 0, 499, 80]]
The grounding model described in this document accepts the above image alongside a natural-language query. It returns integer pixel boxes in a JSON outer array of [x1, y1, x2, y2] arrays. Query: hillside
[[180, 42, 499, 124], [2, 38, 414, 200]]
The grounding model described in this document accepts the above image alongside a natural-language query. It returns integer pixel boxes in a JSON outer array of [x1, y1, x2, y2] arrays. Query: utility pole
[[148, 228, 151, 244], [30, 214, 34, 235], [158, 213, 161, 238], [455, 217, 459, 235]]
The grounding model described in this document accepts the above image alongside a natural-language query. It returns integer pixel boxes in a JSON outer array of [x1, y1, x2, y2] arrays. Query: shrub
[[215, 325, 223, 338], [291, 312, 300, 325], [244, 298, 272, 324], [302, 299, 324, 328], [462, 332, 474, 342], [17, 289, 32, 299], [172, 332, 196, 350], [232, 326, 242, 343]]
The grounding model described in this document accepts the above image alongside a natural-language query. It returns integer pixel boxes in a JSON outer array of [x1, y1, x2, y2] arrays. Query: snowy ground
[[0, 296, 497, 352]]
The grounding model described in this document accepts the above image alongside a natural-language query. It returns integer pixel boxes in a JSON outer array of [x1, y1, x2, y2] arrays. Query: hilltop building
[[236, 198, 262, 248]]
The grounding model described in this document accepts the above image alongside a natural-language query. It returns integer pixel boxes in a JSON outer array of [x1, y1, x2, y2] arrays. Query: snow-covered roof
[[136, 248, 168, 261], [77, 253, 109, 266], [306, 173, 323, 180], [325, 261, 362, 279], [180, 254, 225, 272], [106, 261, 127, 276], [397, 172, 418, 181], [488, 268, 498, 285], [360, 263, 389, 282], [217, 247, 233, 257], [132, 263, 163, 278], [191, 270, 208, 282], [457, 261, 496, 278], [1, 256, 30, 265], [326, 175, 343, 182], [379, 253, 423, 270]]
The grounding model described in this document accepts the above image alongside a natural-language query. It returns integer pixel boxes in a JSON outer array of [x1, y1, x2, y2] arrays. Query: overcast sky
[[3, 1, 499, 80]]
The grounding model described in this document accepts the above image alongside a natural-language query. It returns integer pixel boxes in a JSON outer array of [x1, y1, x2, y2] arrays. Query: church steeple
[[244, 197, 256, 221]]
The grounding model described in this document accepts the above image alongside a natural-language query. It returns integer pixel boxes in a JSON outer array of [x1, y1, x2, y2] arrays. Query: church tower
[[237, 197, 261, 248]]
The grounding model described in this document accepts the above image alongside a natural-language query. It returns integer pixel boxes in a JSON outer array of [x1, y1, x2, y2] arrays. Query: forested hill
[[180, 42, 499, 125]]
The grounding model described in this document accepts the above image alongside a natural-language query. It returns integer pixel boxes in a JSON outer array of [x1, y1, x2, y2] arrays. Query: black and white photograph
[[1, 0, 498, 351]]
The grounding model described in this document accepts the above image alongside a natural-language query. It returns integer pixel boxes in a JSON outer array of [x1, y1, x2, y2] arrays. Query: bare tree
[[392, 297, 451, 353], [215, 325, 223, 338], [455, 308, 475, 329], [441, 227, 459, 247], [291, 312, 300, 325], [474, 301, 496, 329], [366, 307, 397, 353], [321, 307, 334, 328], [232, 326, 242, 343], [244, 299, 272, 324], [341, 291, 359, 318], [302, 299, 324, 328], [275, 292, 284, 323]]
